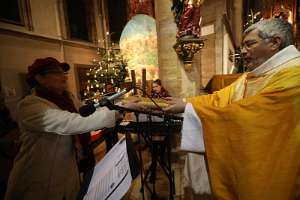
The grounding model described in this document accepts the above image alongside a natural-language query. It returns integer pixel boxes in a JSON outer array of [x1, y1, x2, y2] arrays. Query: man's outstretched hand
[[163, 97, 186, 114]]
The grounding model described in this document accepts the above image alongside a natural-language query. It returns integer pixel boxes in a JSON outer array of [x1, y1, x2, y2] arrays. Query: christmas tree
[[83, 45, 128, 102]]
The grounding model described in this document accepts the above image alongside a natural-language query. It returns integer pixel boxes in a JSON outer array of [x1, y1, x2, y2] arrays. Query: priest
[[164, 18, 300, 200]]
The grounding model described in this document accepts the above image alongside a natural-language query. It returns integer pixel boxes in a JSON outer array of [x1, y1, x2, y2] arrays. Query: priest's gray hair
[[244, 18, 294, 49]]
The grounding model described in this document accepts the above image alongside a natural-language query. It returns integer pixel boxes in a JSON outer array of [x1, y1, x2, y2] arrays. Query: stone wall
[[156, 0, 242, 98], [0, 0, 104, 119]]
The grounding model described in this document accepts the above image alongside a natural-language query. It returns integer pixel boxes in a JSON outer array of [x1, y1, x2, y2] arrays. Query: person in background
[[0, 89, 20, 200], [163, 18, 300, 200], [104, 82, 116, 95], [4, 57, 117, 200], [151, 79, 171, 98]]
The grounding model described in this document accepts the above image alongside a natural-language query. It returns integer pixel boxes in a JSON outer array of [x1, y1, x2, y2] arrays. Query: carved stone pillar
[[173, 38, 204, 72], [156, 0, 203, 97]]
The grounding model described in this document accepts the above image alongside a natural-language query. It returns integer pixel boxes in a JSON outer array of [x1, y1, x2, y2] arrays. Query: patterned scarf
[[35, 86, 77, 113]]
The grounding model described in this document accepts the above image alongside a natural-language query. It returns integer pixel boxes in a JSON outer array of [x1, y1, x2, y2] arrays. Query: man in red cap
[[5, 57, 117, 200]]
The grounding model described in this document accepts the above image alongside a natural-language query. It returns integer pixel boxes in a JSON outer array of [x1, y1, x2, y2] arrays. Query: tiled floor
[[122, 150, 185, 200]]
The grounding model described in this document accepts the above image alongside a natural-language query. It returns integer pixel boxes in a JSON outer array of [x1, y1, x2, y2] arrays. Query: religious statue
[[172, 0, 205, 71], [191, 0, 203, 38], [171, 0, 184, 26], [174, 0, 204, 38]]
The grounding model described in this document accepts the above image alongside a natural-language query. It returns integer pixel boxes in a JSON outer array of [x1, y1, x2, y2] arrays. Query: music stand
[[111, 104, 183, 200]]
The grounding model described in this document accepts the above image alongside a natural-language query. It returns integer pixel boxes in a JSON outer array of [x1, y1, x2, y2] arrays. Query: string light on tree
[[83, 34, 128, 102]]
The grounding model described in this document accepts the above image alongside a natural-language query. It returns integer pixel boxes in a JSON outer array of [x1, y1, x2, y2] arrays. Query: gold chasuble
[[187, 58, 300, 199]]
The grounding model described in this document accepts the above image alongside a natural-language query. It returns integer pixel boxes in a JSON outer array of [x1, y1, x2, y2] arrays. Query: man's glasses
[[240, 40, 259, 50], [241, 37, 272, 50]]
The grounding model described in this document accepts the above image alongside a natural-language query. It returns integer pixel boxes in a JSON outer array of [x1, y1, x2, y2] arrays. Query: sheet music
[[83, 136, 132, 200]]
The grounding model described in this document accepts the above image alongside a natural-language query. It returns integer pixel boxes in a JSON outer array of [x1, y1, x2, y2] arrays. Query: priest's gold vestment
[[187, 55, 300, 200]]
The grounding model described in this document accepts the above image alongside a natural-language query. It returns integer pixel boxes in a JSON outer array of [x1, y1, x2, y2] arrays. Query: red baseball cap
[[26, 57, 70, 87]]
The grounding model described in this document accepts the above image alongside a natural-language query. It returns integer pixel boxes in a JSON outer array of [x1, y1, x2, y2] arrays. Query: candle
[[142, 68, 146, 97], [131, 70, 137, 95]]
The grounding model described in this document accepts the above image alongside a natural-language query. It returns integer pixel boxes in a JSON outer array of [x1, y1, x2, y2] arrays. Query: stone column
[[155, 0, 202, 97]]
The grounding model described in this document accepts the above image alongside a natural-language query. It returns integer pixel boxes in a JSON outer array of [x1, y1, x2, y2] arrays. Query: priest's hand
[[163, 97, 186, 113]]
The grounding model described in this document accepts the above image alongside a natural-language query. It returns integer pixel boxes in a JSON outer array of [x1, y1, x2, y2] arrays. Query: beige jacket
[[5, 94, 115, 200]]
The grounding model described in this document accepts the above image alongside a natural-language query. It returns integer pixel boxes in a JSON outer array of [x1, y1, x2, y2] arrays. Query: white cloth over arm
[[181, 103, 211, 195], [180, 103, 205, 152]]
